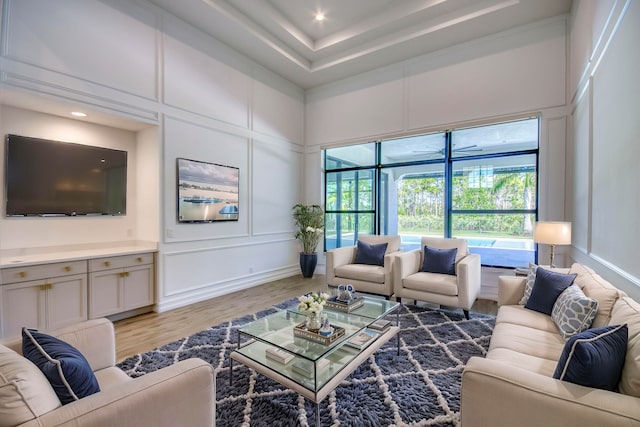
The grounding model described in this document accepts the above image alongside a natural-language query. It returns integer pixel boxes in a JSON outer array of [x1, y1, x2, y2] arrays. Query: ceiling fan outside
[[412, 144, 482, 155]]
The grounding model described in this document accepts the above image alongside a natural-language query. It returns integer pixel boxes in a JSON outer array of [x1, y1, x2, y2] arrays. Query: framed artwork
[[177, 157, 239, 222]]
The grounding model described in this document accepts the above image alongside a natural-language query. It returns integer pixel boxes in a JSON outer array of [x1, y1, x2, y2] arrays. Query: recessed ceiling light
[[71, 111, 87, 117], [315, 12, 325, 22]]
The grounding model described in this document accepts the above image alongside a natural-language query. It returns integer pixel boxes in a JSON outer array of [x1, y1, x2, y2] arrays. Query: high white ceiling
[[148, 0, 573, 89]]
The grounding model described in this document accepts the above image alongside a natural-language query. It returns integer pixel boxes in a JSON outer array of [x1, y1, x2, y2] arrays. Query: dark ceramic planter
[[299, 252, 318, 278]]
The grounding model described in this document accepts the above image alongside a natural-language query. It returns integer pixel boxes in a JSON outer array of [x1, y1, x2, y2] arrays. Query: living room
[[0, 0, 638, 425]]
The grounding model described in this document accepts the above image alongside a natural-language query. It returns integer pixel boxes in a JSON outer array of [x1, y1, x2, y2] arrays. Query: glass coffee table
[[230, 296, 400, 426]]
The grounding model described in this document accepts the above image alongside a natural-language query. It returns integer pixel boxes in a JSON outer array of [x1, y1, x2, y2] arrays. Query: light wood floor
[[113, 274, 498, 362]]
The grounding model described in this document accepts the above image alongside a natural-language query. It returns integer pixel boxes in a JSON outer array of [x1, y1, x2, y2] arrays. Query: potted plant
[[292, 204, 324, 277]]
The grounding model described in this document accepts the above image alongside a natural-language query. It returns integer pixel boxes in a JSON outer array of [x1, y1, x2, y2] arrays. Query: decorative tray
[[293, 323, 346, 345], [325, 296, 365, 313]]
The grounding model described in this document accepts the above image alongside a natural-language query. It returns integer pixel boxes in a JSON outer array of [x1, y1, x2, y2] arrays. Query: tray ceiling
[[148, 0, 572, 89]]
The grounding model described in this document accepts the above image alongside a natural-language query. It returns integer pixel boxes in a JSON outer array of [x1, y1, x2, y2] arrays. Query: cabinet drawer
[[1, 260, 87, 284], [89, 253, 154, 272]]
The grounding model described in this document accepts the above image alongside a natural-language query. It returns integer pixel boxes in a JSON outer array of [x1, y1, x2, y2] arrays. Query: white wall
[[0, 0, 305, 311], [305, 17, 570, 267], [568, 0, 640, 300]]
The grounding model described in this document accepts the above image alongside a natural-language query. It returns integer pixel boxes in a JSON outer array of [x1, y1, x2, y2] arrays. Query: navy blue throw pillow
[[525, 268, 576, 315], [22, 328, 100, 405], [553, 324, 628, 391], [353, 241, 388, 266], [421, 245, 457, 275]]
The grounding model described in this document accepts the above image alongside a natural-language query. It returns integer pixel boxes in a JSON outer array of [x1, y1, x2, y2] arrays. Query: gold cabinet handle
[[104, 261, 110, 267], [48, 284, 53, 290], [119, 272, 126, 278], [125, 271, 130, 277], [19, 271, 26, 278], [39, 284, 47, 291], [64, 266, 72, 272], [136, 257, 143, 263]]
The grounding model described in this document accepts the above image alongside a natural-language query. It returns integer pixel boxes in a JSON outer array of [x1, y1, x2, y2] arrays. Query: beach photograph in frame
[[177, 158, 239, 222]]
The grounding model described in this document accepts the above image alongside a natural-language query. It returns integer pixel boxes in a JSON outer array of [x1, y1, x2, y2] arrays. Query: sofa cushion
[[421, 245, 457, 275], [551, 284, 599, 339], [610, 297, 640, 397], [570, 263, 626, 328], [0, 345, 61, 427], [525, 268, 576, 315], [22, 328, 100, 405], [518, 263, 538, 305], [93, 366, 132, 390], [353, 240, 388, 266], [553, 324, 628, 392], [403, 271, 458, 296], [334, 264, 385, 283], [486, 348, 559, 377], [489, 322, 566, 361], [496, 305, 558, 334]]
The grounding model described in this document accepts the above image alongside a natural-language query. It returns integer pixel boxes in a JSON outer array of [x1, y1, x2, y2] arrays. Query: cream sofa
[[461, 263, 640, 426], [0, 318, 216, 427], [326, 234, 401, 298]]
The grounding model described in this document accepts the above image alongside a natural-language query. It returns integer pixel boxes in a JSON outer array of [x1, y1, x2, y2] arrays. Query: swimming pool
[[326, 234, 535, 268]]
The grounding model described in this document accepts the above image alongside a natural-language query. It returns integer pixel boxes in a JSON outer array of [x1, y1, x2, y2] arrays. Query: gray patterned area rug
[[117, 300, 495, 426]]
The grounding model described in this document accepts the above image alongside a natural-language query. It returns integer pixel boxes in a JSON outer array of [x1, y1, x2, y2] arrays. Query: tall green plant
[[292, 204, 324, 254]]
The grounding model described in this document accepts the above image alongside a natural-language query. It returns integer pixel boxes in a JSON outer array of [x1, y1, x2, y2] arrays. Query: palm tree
[[492, 172, 535, 235]]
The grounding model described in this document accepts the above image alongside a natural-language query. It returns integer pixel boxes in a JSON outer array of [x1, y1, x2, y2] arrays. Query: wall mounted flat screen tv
[[4, 134, 127, 217], [177, 157, 239, 222]]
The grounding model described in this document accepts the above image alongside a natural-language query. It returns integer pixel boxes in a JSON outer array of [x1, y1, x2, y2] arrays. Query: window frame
[[323, 117, 540, 267]]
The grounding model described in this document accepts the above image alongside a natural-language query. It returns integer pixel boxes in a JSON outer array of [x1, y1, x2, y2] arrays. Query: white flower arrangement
[[297, 291, 329, 315]]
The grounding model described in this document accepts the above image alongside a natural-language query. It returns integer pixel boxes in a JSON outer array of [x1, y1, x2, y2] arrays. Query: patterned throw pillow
[[552, 284, 599, 339], [519, 263, 539, 305]]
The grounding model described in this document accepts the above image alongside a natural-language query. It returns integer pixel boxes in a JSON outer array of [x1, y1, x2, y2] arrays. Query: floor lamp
[[534, 221, 572, 267]]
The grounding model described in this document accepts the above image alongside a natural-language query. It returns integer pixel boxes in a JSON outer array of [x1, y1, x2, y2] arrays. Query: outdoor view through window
[[324, 117, 539, 268]]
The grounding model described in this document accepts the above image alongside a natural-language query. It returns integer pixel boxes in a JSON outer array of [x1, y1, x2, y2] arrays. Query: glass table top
[[237, 296, 399, 361]]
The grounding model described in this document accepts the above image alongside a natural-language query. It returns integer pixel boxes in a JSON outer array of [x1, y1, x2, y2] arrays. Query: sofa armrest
[[498, 276, 526, 306], [461, 357, 640, 427], [456, 253, 482, 308], [326, 246, 356, 283], [393, 250, 421, 293], [382, 251, 400, 283], [27, 358, 215, 427]]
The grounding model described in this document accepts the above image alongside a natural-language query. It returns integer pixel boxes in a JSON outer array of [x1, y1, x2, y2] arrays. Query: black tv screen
[[4, 134, 127, 216]]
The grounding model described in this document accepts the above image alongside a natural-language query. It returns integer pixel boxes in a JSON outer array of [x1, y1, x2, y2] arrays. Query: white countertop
[[0, 241, 158, 268]]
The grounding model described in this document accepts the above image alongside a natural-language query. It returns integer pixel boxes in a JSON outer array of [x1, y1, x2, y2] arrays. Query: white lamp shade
[[534, 221, 572, 245]]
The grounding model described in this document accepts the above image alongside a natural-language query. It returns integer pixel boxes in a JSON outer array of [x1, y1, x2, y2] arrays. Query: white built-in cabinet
[[0, 260, 88, 338], [88, 253, 154, 319], [0, 251, 156, 339]]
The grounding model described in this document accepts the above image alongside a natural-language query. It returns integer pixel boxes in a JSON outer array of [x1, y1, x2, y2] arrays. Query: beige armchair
[[393, 237, 481, 319], [326, 234, 401, 298], [0, 318, 215, 427]]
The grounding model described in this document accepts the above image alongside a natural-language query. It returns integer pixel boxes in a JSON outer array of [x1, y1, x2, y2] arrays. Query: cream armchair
[[393, 237, 481, 319], [0, 318, 215, 427], [326, 234, 401, 298]]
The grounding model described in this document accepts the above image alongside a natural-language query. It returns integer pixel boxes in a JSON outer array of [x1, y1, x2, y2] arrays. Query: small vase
[[305, 311, 322, 332], [299, 252, 318, 278]]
